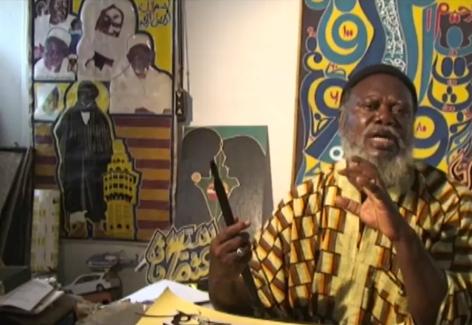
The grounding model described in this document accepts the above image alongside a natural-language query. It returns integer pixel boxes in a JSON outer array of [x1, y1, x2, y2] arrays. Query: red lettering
[[342, 24, 354, 38], [328, 63, 337, 70], [416, 123, 427, 132], [330, 90, 340, 104]]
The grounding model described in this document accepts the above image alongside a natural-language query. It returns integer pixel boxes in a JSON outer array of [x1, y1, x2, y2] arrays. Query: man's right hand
[[209, 219, 252, 279], [208, 219, 254, 314]]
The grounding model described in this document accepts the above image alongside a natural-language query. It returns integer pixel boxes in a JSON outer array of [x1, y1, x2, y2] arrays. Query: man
[[110, 33, 172, 114], [34, 0, 75, 60], [54, 81, 113, 238], [34, 27, 75, 80], [209, 64, 472, 324], [77, 0, 136, 80]]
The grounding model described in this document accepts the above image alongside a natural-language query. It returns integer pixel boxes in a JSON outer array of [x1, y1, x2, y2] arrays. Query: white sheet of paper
[[123, 279, 209, 304], [32, 290, 64, 314]]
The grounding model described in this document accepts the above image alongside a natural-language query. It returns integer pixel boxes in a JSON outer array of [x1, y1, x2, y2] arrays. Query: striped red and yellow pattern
[[112, 115, 172, 240], [34, 122, 58, 189]]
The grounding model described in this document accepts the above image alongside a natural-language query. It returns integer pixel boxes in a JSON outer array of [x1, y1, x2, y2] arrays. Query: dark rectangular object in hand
[[209, 160, 235, 226], [209, 159, 266, 317]]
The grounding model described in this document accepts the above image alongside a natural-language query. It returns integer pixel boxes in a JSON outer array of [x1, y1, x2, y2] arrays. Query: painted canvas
[[31, 0, 175, 241], [145, 126, 273, 283], [295, 0, 472, 189]]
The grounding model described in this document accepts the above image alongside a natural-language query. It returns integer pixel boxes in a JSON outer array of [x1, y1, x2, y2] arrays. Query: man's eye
[[393, 105, 409, 115], [362, 101, 379, 111]]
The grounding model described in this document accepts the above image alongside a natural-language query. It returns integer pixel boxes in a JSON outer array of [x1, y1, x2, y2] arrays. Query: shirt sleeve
[[249, 197, 292, 316], [434, 187, 472, 324]]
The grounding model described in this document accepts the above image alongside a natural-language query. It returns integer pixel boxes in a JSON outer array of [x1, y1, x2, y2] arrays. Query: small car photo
[[86, 250, 138, 270], [86, 252, 120, 270], [63, 272, 120, 295]]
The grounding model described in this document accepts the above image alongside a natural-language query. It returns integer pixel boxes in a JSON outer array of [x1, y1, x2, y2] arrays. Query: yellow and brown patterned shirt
[[250, 160, 472, 324]]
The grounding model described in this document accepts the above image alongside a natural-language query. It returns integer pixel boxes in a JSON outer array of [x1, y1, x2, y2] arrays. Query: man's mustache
[[362, 125, 407, 149]]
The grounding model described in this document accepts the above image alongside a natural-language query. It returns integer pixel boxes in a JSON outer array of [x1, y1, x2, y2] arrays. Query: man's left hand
[[335, 156, 407, 241]]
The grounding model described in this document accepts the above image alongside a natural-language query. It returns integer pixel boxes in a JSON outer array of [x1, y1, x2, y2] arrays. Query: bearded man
[[77, 0, 136, 81], [208, 64, 472, 324], [110, 33, 172, 114]]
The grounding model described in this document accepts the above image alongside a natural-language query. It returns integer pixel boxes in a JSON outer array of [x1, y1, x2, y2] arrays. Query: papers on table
[[0, 278, 63, 314], [123, 279, 209, 304], [137, 288, 312, 325]]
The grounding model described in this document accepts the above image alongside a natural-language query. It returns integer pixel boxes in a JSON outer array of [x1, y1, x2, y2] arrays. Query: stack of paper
[[0, 278, 64, 315], [123, 279, 209, 304]]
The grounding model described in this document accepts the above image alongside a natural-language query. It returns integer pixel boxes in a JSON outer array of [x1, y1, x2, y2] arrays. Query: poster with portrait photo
[[34, 82, 70, 121], [33, 0, 79, 80]]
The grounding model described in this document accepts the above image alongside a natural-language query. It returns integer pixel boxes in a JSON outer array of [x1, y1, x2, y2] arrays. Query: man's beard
[[340, 126, 414, 191], [132, 64, 149, 78], [93, 31, 126, 61], [45, 57, 63, 72]]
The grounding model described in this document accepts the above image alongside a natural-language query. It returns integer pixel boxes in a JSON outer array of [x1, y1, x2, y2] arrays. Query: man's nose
[[374, 102, 395, 125]]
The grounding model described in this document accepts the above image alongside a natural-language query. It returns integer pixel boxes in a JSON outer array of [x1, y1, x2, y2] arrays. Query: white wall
[[0, 0, 30, 147], [184, 0, 301, 204]]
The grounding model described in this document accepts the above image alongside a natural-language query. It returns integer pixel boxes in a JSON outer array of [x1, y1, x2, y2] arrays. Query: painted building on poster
[[103, 140, 139, 239]]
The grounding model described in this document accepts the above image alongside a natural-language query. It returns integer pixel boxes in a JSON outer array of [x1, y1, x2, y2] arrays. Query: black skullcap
[[340, 63, 418, 111]]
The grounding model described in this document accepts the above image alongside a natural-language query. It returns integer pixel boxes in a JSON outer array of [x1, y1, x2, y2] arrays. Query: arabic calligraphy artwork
[[31, 0, 175, 241], [145, 126, 273, 283], [295, 0, 472, 189], [145, 220, 218, 283]]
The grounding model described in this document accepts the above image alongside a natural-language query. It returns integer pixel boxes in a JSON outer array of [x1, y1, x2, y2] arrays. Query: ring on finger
[[236, 247, 245, 257]]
